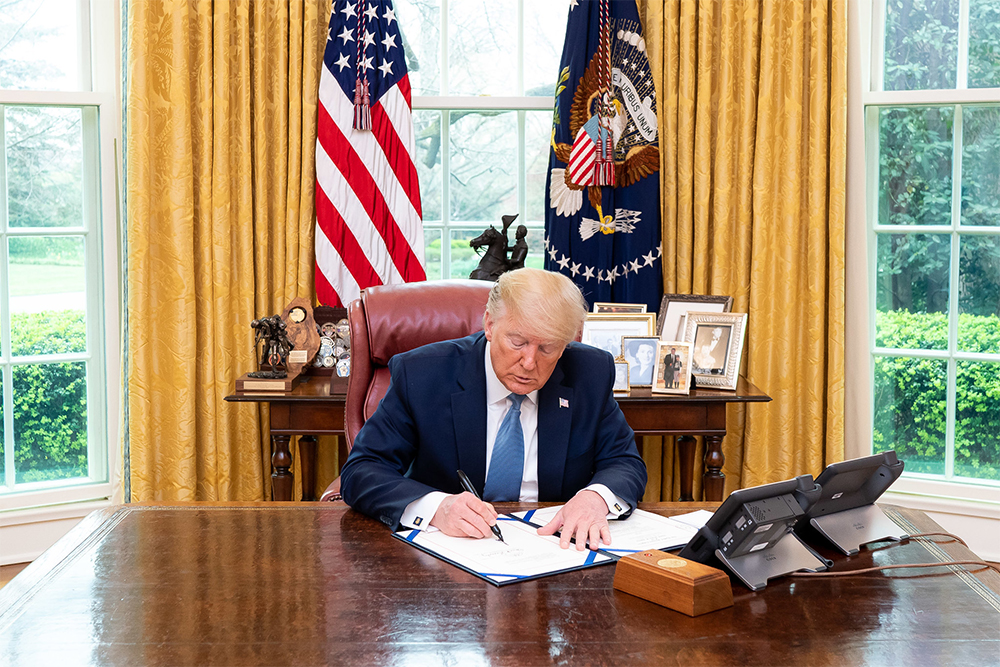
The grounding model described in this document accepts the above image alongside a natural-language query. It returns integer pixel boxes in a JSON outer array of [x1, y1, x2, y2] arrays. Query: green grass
[[8, 263, 85, 296]]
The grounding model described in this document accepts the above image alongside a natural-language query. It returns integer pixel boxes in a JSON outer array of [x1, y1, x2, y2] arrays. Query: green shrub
[[874, 310, 1000, 480], [6, 310, 88, 483]]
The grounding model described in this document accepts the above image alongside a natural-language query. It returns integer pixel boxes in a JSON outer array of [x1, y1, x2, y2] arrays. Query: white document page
[[396, 516, 612, 585], [514, 506, 700, 555]]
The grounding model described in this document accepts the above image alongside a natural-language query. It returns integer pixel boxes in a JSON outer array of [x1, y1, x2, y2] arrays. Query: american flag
[[315, 0, 425, 307]]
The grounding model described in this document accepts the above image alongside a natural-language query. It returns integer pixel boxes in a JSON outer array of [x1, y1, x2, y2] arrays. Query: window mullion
[[956, 0, 970, 90], [0, 104, 13, 490], [441, 110, 451, 277], [944, 105, 965, 480]]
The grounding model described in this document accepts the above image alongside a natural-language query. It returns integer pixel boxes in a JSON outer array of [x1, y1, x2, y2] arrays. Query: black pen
[[456, 469, 506, 544]]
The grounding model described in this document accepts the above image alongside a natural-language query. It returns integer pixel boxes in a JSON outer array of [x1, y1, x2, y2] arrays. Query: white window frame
[[411, 0, 558, 279], [847, 0, 1000, 509], [0, 0, 121, 551]]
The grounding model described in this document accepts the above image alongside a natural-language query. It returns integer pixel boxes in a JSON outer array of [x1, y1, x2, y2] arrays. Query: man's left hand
[[535, 490, 611, 551]]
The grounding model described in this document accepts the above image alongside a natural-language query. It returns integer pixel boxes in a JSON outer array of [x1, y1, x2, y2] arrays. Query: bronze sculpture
[[469, 214, 529, 281]]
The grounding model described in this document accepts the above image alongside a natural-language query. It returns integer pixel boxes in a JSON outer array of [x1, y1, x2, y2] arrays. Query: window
[[867, 0, 1000, 486], [394, 0, 567, 279], [0, 0, 119, 510]]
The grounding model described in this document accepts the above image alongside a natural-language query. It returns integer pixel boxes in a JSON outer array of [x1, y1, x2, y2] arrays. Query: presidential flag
[[545, 0, 661, 312], [315, 0, 425, 307]]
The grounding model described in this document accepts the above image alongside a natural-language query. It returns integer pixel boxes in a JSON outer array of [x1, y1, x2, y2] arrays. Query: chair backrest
[[345, 279, 493, 449]]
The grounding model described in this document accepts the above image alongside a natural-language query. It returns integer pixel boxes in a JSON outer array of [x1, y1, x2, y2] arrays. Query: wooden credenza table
[[225, 376, 770, 502], [1, 502, 997, 666]]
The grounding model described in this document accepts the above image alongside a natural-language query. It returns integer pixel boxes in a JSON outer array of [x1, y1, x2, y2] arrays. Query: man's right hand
[[430, 492, 498, 538]]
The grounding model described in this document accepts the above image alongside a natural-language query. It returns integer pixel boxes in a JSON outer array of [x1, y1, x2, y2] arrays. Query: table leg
[[677, 436, 695, 502], [271, 434, 293, 501], [703, 435, 725, 501], [298, 436, 317, 501]]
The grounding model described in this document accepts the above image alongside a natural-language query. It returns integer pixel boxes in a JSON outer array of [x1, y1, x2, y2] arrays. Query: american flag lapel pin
[[559, 398, 569, 408]]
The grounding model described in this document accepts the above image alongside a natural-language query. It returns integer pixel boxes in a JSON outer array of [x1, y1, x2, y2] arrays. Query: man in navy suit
[[341, 269, 647, 551]]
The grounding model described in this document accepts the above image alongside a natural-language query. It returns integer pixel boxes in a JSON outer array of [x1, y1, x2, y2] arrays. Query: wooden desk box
[[613, 551, 733, 616]]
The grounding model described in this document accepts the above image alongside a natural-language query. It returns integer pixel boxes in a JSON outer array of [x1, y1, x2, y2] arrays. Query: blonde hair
[[485, 268, 587, 344]]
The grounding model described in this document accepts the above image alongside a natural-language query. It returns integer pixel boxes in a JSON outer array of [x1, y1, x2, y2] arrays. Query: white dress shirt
[[400, 342, 630, 530]]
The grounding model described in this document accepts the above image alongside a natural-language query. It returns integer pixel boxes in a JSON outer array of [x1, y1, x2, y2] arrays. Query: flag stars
[[629, 259, 641, 273], [363, 30, 375, 47], [382, 33, 398, 50], [556, 254, 571, 270], [341, 1, 357, 19], [570, 261, 581, 277], [582, 266, 595, 280], [364, 5, 377, 19], [383, 7, 396, 24], [334, 52, 351, 71], [378, 60, 394, 76], [360, 54, 374, 71], [337, 26, 354, 44], [548, 247, 559, 260], [642, 251, 655, 266]]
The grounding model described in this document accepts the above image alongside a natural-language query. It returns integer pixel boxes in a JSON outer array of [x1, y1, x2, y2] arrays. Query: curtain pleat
[[126, 1, 334, 501], [641, 0, 846, 499]]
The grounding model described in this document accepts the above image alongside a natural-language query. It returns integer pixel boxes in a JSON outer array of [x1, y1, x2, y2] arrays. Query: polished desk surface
[[3, 502, 996, 667]]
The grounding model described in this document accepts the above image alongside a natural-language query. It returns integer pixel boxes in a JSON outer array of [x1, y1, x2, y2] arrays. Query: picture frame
[[656, 294, 734, 341], [682, 312, 748, 390], [621, 336, 660, 387], [652, 341, 692, 395], [581, 313, 657, 359], [613, 360, 630, 393], [593, 302, 647, 314]]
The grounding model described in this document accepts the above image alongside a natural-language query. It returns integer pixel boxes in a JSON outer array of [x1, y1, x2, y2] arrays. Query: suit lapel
[[537, 364, 571, 501], [452, 334, 489, 493]]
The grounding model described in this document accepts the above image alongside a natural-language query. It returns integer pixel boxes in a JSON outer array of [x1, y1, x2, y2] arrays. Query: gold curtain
[[640, 0, 846, 500], [126, 0, 336, 500]]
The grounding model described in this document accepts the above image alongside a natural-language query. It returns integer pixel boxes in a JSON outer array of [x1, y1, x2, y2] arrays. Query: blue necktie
[[483, 393, 526, 502]]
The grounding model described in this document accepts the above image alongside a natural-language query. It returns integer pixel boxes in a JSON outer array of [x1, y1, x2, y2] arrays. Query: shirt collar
[[484, 341, 537, 407]]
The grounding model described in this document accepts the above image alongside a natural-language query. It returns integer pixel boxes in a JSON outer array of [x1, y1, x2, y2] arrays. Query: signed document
[[513, 506, 704, 555], [394, 516, 613, 586]]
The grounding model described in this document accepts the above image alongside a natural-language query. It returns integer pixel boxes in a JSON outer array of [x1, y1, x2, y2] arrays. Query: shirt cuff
[[582, 484, 630, 518], [400, 491, 450, 531]]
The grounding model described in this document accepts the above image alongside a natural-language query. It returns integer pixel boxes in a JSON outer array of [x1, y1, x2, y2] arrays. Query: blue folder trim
[[479, 572, 529, 580], [522, 509, 536, 523], [497, 515, 518, 521], [405, 529, 421, 542], [603, 548, 642, 554], [584, 550, 598, 565]]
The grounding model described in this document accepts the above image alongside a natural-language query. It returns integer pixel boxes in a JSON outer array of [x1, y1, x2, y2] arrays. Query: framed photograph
[[581, 313, 657, 359], [682, 312, 748, 390], [652, 341, 692, 395], [593, 302, 647, 314], [613, 360, 630, 393], [621, 336, 660, 387], [656, 294, 734, 341]]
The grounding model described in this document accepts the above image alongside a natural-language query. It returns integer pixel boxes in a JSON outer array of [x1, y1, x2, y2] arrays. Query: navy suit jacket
[[340, 332, 647, 530]]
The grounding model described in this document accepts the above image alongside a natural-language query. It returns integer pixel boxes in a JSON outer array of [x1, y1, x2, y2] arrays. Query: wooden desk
[[225, 377, 770, 502], [1, 503, 996, 666]]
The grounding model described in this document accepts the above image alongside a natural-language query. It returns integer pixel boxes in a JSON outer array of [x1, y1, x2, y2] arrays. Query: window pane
[[449, 110, 517, 222], [5, 106, 84, 228], [0, 0, 83, 91], [413, 109, 442, 221], [423, 227, 443, 280], [878, 107, 953, 227], [448, 0, 517, 96], [523, 226, 546, 270], [523, 0, 568, 96], [875, 233, 950, 349], [13, 361, 88, 484], [958, 236, 1000, 354], [955, 361, 1000, 481], [968, 0, 1000, 88], [395, 0, 441, 95], [960, 106, 1000, 227], [0, 379, 5, 485], [882, 0, 958, 91], [873, 356, 947, 476], [8, 236, 87, 356], [525, 111, 550, 224], [449, 229, 484, 279]]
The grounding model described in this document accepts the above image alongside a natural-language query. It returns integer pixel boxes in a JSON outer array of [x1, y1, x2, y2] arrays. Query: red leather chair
[[321, 279, 493, 501]]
